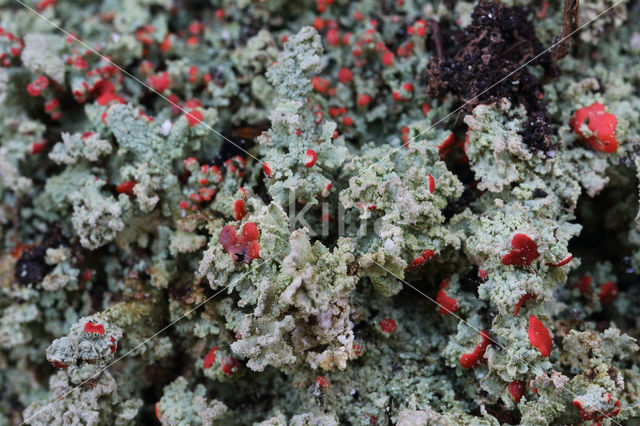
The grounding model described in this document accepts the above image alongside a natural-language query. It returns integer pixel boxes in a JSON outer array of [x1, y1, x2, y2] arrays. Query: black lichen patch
[[426, 0, 557, 151]]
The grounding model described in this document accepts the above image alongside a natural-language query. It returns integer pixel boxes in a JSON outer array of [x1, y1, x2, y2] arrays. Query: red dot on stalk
[[233, 199, 246, 220], [382, 52, 394, 66], [337, 67, 353, 84], [357, 94, 371, 107], [379, 318, 397, 333], [116, 180, 136, 195]]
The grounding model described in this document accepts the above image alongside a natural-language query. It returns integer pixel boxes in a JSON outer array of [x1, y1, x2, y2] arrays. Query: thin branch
[[552, 0, 580, 61]]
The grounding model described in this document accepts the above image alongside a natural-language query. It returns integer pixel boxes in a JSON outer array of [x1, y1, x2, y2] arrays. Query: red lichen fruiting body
[[203, 346, 219, 369], [50, 360, 68, 368], [219, 222, 260, 263], [528, 315, 552, 357], [147, 72, 171, 93], [514, 293, 537, 316], [570, 102, 618, 153], [337, 67, 353, 84], [599, 281, 619, 305], [546, 254, 572, 267], [31, 140, 48, 155], [575, 275, 592, 294], [305, 149, 318, 168], [460, 330, 490, 369], [233, 199, 246, 220], [436, 278, 459, 315], [502, 233, 539, 266], [379, 318, 397, 333], [262, 162, 272, 178], [438, 132, 456, 159], [242, 222, 259, 241], [221, 356, 241, 375], [509, 380, 525, 402], [315, 376, 330, 388], [427, 174, 435, 194], [116, 180, 136, 195], [186, 109, 203, 127], [84, 321, 105, 335]]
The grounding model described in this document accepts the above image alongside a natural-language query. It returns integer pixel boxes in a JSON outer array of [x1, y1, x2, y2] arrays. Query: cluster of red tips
[[508, 380, 526, 403], [94, 80, 124, 106], [109, 336, 117, 353], [599, 281, 619, 305], [221, 356, 242, 375], [379, 318, 397, 333], [147, 71, 171, 93], [427, 174, 436, 194], [329, 106, 347, 118], [84, 321, 105, 335], [315, 376, 330, 388], [203, 346, 219, 369], [436, 278, 459, 315], [353, 343, 362, 356], [233, 199, 246, 220], [528, 315, 552, 357], [30, 139, 48, 155], [342, 116, 354, 126], [50, 360, 68, 369], [27, 75, 49, 97], [408, 249, 435, 269], [337, 67, 353, 84], [219, 222, 260, 263], [478, 269, 489, 280], [392, 83, 414, 102], [514, 293, 536, 316], [312, 76, 330, 93], [501, 233, 539, 267], [44, 98, 61, 120], [460, 330, 491, 368], [0, 28, 24, 67], [304, 149, 318, 168], [136, 25, 156, 46], [407, 20, 428, 37], [223, 156, 246, 178], [570, 102, 618, 153], [116, 180, 136, 196], [573, 394, 621, 422], [382, 51, 394, 66]]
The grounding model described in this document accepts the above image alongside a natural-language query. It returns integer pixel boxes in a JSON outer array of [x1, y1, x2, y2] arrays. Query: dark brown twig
[[428, 19, 444, 63], [552, 0, 580, 61]]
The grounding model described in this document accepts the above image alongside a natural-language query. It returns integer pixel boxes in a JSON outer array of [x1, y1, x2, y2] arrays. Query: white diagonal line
[[20, 250, 282, 425], [368, 256, 624, 425], [351, 0, 625, 181]]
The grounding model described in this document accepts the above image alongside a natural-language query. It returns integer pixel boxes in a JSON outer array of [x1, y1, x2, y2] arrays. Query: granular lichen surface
[[1, 0, 640, 425]]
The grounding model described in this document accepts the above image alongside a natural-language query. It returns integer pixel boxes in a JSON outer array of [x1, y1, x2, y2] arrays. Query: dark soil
[[426, 0, 558, 151]]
